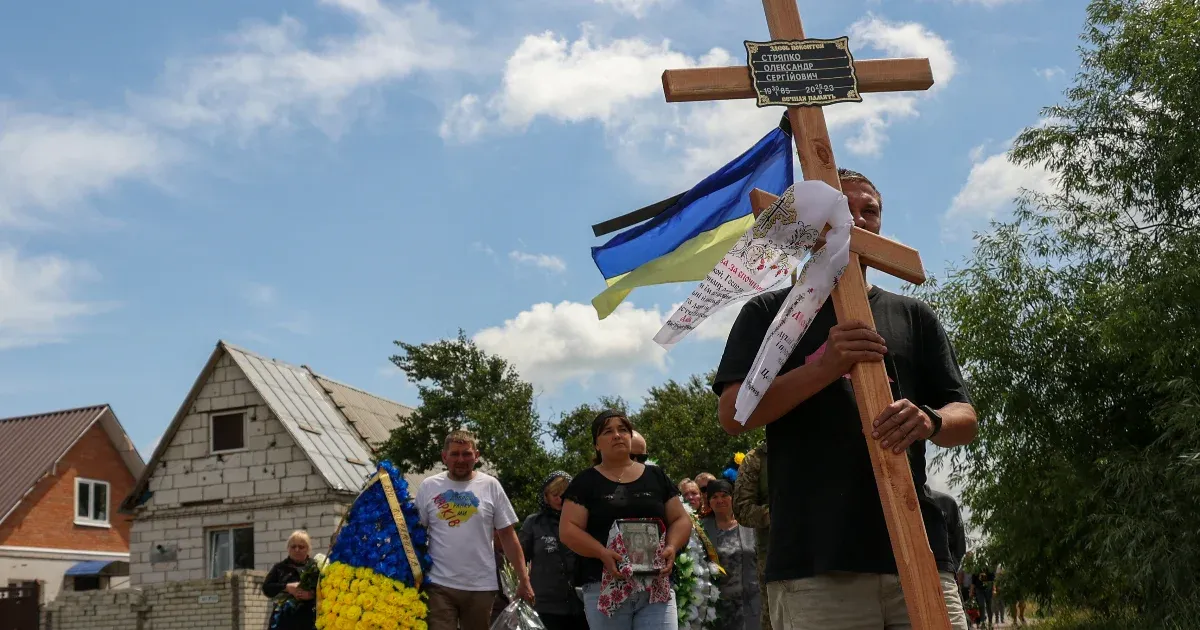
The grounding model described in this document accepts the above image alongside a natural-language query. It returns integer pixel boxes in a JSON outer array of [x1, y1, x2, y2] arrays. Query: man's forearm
[[498, 529, 529, 581], [720, 360, 843, 435], [930, 402, 977, 448]]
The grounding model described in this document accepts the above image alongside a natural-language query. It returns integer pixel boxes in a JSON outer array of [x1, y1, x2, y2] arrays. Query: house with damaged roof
[[0, 404, 144, 602], [121, 340, 421, 586]]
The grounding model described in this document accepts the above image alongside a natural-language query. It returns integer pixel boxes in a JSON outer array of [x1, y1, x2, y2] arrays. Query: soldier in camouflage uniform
[[733, 441, 771, 630]]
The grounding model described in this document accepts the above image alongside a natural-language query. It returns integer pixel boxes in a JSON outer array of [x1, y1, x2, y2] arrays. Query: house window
[[74, 478, 110, 526], [73, 576, 102, 591], [208, 527, 255, 578], [211, 412, 246, 453]]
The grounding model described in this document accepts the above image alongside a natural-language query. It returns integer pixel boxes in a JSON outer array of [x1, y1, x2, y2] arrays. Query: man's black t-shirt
[[563, 465, 679, 586], [713, 286, 971, 582]]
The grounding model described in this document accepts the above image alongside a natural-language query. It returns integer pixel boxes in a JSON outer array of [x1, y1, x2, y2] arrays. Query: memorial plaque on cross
[[661, 2, 952, 628]]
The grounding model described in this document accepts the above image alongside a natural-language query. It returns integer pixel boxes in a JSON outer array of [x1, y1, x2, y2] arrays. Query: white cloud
[[243, 283, 278, 306], [0, 247, 109, 350], [509, 250, 567, 273], [439, 94, 487, 142], [595, 0, 671, 18], [1035, 66, 1064, 81], [473, 300, 668, 390], [0, 109, 174, 228], [138, 0, 471, 139], [850, 15, 957, 88], [443, 16, 956, 183], [943, 129, 1058, 237], [273, 313, 315, 336], [489, 29, 723, 130]]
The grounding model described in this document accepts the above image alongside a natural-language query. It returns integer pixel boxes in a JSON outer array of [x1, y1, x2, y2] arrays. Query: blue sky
[[1, 0, 1084, 474]]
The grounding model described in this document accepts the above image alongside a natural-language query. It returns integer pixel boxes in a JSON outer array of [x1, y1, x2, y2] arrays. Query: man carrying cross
[[710, 168, 977, 630]]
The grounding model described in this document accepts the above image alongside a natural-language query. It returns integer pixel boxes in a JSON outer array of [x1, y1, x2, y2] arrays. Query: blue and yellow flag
[[590, 122, 793, 319]]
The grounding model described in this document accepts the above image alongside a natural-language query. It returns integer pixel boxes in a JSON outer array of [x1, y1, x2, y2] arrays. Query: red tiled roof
[[0, 405, 109, 525]]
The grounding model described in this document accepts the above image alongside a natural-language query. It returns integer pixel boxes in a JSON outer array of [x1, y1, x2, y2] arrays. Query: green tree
[[920, 0, 1200, 625], [633, 373, 764, 482], [379, 331, 554, 518]]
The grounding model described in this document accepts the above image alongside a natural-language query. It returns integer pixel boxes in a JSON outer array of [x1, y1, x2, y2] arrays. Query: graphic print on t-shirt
[[433, 489, 480, 527]]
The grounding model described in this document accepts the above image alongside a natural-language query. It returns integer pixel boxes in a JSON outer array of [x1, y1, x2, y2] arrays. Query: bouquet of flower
[[299, 554, 325, 592], [316, 461, 433, 630], [674, 505, 721, 630], [488, 559, 544, 630]]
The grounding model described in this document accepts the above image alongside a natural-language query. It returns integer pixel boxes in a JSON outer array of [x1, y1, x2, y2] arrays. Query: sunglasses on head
[[631, 453, 649, 463]]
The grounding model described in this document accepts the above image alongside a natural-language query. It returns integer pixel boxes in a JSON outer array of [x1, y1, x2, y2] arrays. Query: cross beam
[[749, 189, 926, 285], [664, 58, 934, 103], [663, 1, 951, 627]]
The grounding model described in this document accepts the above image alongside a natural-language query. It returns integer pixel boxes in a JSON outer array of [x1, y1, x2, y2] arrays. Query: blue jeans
[[581, 581, 678, 630]]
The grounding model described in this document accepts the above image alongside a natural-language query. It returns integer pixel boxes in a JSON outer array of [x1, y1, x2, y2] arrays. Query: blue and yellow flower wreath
[[317, 461, 434, 630]]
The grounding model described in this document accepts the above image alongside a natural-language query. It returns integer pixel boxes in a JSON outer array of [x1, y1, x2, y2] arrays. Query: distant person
[[417, 430, 533, 630], [970, 568, 995, 629], [734, 441, 771, 630], [701, 480, 761, 630], [993, 566, 1006, 626], [927, 487, 966, 572], [631, 430, 649, 463], [694, 472, 717, 516], [520, 471, 587, 630], [262, 531, 317, 630], [678, 479, 703, 511]]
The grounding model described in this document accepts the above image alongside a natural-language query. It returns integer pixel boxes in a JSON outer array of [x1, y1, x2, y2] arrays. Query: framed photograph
[[616, 518, 663, 575]]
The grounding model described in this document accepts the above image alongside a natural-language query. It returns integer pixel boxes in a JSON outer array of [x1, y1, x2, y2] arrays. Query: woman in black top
[[560, 410, 691, 630], [519, 471, 587, 630], [262, 531, 317, 630]]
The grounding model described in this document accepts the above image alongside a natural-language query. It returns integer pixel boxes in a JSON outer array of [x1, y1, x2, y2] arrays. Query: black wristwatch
[[919, 404, 943, 438]]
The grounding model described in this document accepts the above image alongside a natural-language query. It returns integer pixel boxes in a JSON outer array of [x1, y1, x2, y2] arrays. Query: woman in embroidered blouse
[[700, 480, 761, 630], [560, 410, 692, 630]]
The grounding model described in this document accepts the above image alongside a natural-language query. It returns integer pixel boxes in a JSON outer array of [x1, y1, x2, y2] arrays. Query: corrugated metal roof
[[225, 344, 376, 492], [0, 405, 108, 526], [310, 374, 412, 449]]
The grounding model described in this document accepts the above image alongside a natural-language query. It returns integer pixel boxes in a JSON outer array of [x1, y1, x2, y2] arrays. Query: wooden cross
[[663, 2, 951, 628]]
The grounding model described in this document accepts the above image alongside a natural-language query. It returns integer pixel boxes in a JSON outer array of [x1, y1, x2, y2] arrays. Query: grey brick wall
[[42, 570, 270, 630]]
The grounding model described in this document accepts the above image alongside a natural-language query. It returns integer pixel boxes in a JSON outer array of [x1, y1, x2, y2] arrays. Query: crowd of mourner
[[260, 171, 1022, 630]]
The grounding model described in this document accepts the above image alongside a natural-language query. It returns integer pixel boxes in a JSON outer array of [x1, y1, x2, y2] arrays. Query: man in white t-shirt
[[416, 430, 533, 630]]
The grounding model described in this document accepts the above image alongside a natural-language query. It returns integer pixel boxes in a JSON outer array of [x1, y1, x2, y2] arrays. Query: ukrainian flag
[[590, 122, 794, 319]]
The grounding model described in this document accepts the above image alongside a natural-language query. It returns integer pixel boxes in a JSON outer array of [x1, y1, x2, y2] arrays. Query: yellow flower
[[343, 605, 362, 621], [734, 452, 746, 465], [358, 592, 377, 611]]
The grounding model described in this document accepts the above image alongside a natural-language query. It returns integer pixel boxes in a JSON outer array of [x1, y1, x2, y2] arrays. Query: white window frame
[[74, 478, 111, 528], [209, 410, 248, 454], [207, 525, 255, 578]]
